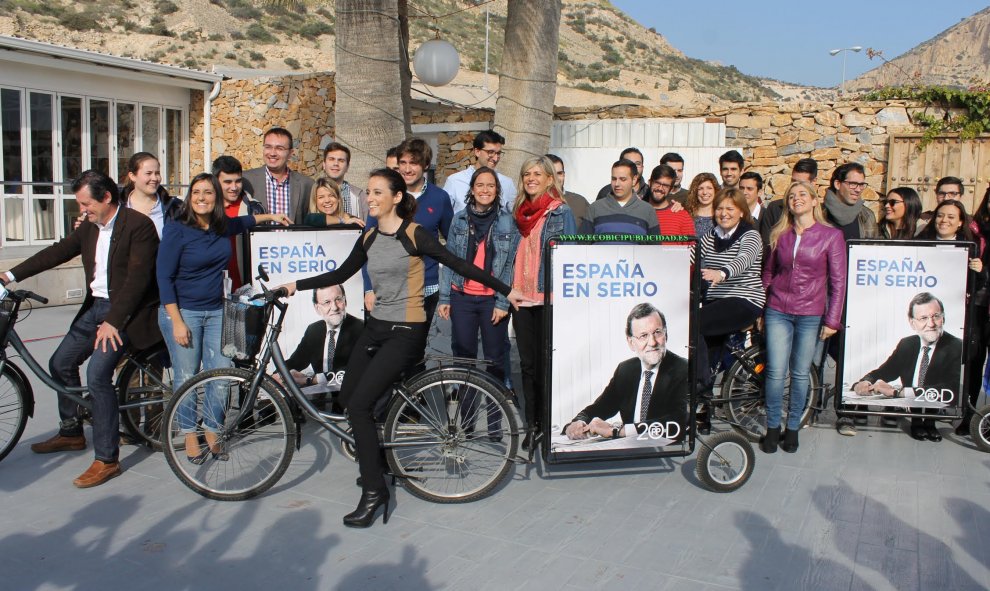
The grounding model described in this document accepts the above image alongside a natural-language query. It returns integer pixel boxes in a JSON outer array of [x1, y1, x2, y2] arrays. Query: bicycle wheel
[[0, 365, 30, 463], [117, 343, 172, 451], [695, 430, 755, 492], [720, 345, 816, 442], [383, 368, 518, 503], [162, 368, 296, 501], [970, 405, 990, 453]]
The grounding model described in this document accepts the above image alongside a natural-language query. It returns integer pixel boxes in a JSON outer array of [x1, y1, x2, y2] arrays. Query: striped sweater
[[698, 224, 765, 308]]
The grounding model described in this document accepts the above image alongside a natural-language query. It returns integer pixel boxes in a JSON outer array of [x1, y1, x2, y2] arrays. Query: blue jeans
[[50, 298, 128, 462], [449, 291, 508, 433], [764, 308, 822, 431], [158, 307, 231, 432]]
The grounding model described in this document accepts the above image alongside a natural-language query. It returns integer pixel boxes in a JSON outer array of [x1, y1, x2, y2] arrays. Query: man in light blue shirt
[[443, 130, 517, 215]]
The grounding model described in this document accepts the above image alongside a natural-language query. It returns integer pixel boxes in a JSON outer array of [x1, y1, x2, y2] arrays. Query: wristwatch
[[611, 425, 620, 439], [305, 375, 314, 386]]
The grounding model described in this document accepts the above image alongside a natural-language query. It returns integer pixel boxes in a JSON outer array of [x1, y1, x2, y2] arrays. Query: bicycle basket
[[0, 298, 16, 345], [220, 295, 271, 361]]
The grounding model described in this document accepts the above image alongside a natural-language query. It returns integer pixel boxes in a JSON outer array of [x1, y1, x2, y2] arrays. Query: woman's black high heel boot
[[343, 489, 391, 528]]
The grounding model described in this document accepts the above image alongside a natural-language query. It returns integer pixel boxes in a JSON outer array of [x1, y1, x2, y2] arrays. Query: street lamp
[[829, 46, 862, 95]]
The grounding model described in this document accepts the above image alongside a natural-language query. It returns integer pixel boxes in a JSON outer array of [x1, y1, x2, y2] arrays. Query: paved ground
[[1, 305, 989, 591]]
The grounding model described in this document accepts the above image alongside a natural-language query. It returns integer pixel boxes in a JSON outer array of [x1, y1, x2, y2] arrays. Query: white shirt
[[443, 166, 517, 215], [714, 224, 738, 240], [751, 202, 762, 221], [90, 206, 120, 299], [314, 322, 341, 385], [911, 336, 938, 390], [624, 359, 661, 434]]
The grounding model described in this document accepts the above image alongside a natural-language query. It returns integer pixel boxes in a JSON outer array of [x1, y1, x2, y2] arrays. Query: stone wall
[[555, 100, 926, 208], [191, 73, 337, 176], [193, 73, 934, 212]]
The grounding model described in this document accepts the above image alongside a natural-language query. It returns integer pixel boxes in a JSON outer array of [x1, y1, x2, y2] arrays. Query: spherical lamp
[[414, 38, 460, 86]]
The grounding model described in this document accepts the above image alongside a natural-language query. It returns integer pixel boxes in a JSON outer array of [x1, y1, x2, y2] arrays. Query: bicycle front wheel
[[720, 345, 816, 442], [384, 369, 518, 503], [971, 405, 990, 453], [117, 343, 172, 451], [162, 368, 296, 501], [0, 365, 30, 463]]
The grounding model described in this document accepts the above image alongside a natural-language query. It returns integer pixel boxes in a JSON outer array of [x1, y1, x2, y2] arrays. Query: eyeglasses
[[263, 144, 290, 153], [842, 180, 868, 189], [912, 312, 943, 324], [316, 297, 346, 307], [652, 182, 673, 190], [631, 328, 666, 344], [479, 148, 503, 158], [936, 190, 961, 198], [881, 199, 904, 207]]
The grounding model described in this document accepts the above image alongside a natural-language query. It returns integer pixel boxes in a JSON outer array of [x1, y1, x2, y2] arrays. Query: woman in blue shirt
[[157, 172, 289, 463]]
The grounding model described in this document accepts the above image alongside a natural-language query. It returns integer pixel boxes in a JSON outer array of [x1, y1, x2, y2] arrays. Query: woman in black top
[[282, 168, 529, 527]]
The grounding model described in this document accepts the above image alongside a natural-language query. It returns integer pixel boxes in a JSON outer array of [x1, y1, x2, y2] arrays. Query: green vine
[[863, 83, 990, 149]]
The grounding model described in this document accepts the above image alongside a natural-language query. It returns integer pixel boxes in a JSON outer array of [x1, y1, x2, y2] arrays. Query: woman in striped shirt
[[695, 188, 766, 432]]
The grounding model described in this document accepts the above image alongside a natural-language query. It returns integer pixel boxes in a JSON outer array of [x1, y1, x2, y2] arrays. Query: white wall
[[549, 118, 727, 199]]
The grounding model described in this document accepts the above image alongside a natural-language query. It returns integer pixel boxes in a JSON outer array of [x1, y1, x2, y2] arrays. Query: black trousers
[[512, 305, 545, 429], [339, 317, 428, 492]]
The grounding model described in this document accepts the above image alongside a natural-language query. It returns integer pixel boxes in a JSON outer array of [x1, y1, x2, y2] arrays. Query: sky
[[610, 0, 989, 88]]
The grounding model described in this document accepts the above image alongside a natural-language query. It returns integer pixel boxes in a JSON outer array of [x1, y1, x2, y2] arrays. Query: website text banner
[[841, 241, 969, 412], [548, 242, 693, 461]]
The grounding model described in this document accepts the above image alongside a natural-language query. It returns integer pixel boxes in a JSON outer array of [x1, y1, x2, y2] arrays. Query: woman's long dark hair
[[370, 168, 417, 220], [465, 166, 502, 211], [917, 199, 976, 242], [881, 186, 922, 239], [177, 172, 227, 234]]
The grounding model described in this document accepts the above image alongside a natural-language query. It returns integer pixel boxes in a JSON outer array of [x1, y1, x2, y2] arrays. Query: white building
[[0, 35, 222, 248]]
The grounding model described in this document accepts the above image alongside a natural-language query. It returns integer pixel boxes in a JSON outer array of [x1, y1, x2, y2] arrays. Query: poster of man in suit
[[841, 242, 969, 412], [547, 241, 693, 460], [249, 227, 364, 375]]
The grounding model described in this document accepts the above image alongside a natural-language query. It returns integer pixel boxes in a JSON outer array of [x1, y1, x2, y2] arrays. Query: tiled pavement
[[1, 305, 988, 590]]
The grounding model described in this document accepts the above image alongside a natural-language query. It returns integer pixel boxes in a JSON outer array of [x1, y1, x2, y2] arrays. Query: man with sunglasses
[[443, 130, 517, 214], [823, 162, 879, 436], [562, 303, 688, 442]]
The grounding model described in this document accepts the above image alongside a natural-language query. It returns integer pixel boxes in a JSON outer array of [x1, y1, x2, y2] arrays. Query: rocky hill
[[0, 0, 811, 103], [849, 6, 990, 91]]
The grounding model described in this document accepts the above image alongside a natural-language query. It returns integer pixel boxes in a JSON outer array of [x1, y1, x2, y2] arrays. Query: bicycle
[[0, 289, 173, 462], [160, 275, 520, 503]]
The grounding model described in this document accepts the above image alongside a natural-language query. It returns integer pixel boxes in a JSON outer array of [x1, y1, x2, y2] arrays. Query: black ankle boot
[[780, 429, 799, 453], [343, 489, 390, 528], [760, 427, 780, 453]]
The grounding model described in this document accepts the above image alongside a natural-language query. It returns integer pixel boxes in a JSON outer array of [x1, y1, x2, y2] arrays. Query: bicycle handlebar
[[3, 289, 49, 305]]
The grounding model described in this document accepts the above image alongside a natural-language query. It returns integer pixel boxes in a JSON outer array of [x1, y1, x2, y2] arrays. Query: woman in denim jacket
[[510, 156, 578, 450], [438, 167, 521, 440], [762, 181, 847, 454]]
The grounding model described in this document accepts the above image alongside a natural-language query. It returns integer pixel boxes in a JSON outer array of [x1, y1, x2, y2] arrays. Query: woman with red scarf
[[511, 156, 578, 450]]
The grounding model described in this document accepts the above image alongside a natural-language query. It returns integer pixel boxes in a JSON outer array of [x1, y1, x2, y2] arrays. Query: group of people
[[4, 124, 987, 529]]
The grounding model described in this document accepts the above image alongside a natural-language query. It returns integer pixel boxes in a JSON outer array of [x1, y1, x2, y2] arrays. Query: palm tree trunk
[[493, 0, 561, 183], [334, 0, 412, 181]]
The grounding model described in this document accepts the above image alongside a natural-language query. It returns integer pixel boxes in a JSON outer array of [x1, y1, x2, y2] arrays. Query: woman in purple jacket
[[762, 181, 847, 453]]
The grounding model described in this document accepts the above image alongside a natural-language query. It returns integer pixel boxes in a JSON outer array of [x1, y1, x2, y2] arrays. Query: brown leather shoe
[[72, 460, 121, 488], [30, 434, 86, 454]]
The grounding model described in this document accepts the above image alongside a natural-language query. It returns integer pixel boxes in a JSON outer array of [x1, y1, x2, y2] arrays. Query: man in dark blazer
[[240, 127, 315, 225], [564, 303, 689, 442], [286, 284, 362, 409], [1, 170, 160, 488], [852, 292, 962, 442]]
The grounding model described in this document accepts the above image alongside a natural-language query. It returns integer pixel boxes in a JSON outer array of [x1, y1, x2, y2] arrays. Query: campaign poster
[[840, 241, 970, 413], [547, 241, 694, 462], [248, 227, 364, 387]]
